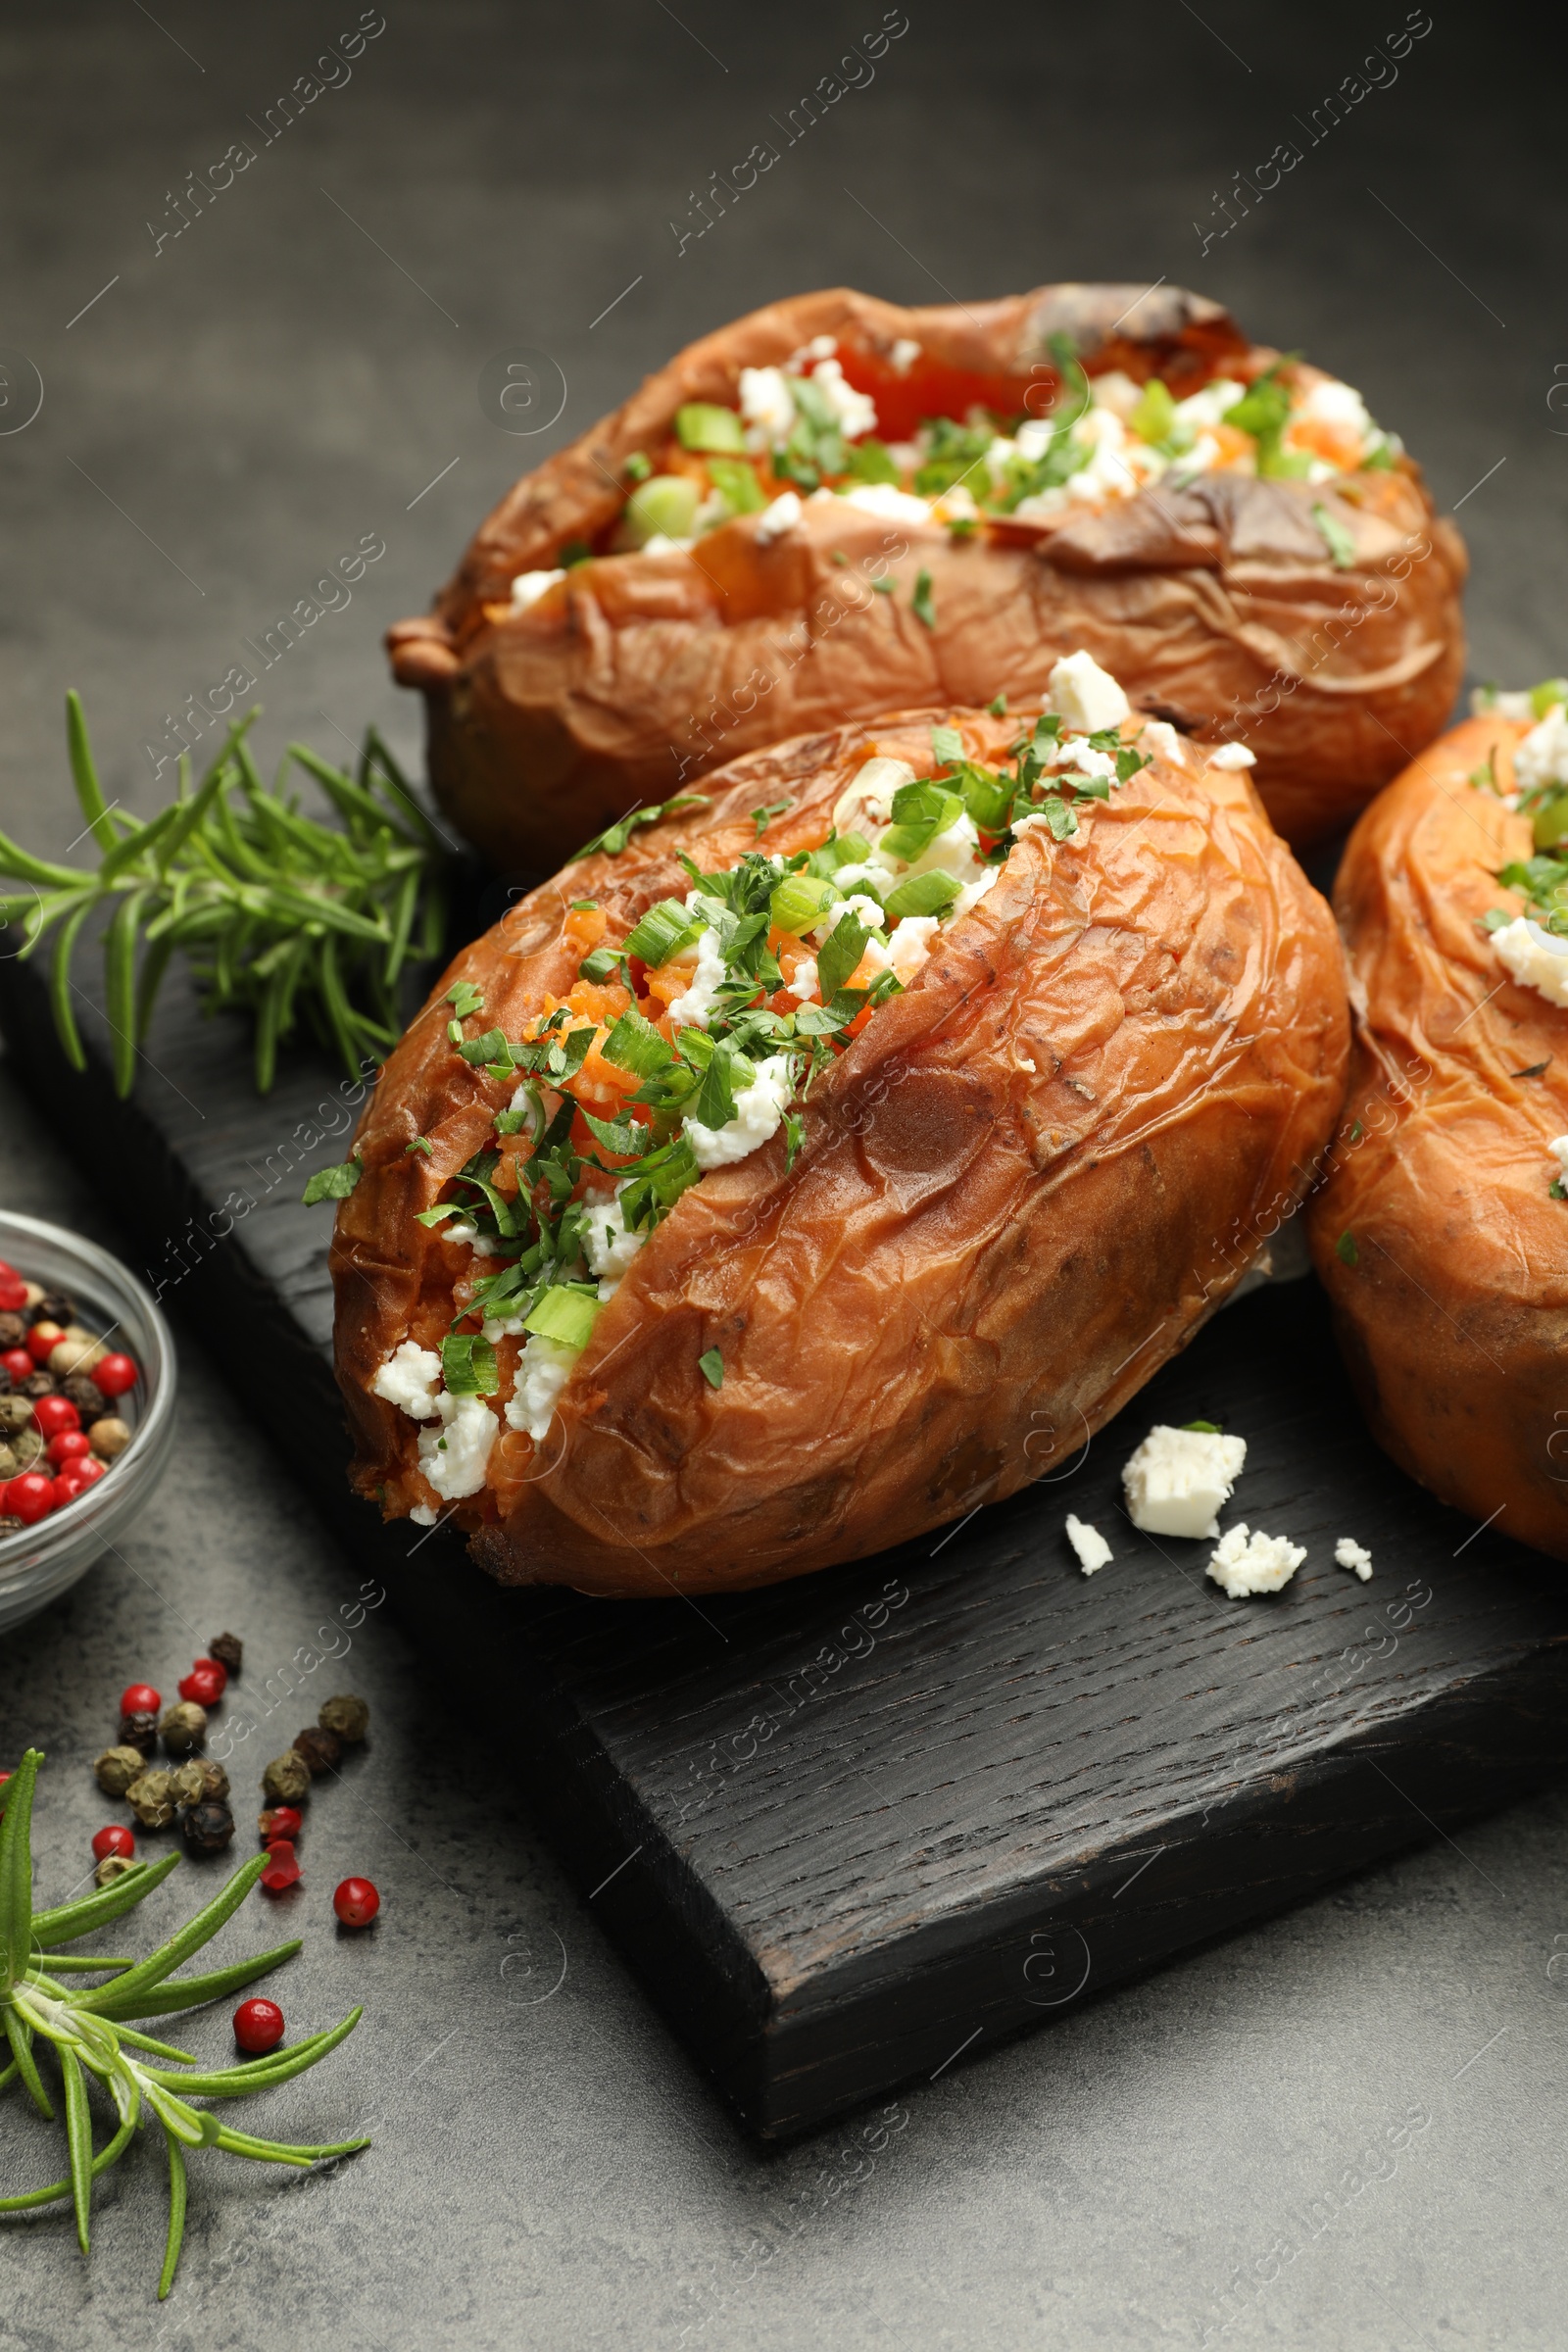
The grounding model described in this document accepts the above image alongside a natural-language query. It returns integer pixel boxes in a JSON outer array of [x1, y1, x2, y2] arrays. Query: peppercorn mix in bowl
[[0, 1209, 176, 1630]]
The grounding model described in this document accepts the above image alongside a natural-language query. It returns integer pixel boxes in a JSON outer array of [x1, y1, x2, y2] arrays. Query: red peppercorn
[[259, 1839, 301, 1892], [121, 1682, 162, 1716], [93, 1353, 138, 1398], [91, 1824, 135, 1862], [52, 1459, 106, 1507], [6, 1473, 55, 1526], [332, 1876, 380, 1929], [25, 1321, 65, 1365], [45, 1430, 91, 1468], [232, 1996, 285, 2054], [1, 1348, 32, 1385], [31, 1396, 80, 1440], [178, 1658, 227, 1705], [0, 1278, 25, 1314], [257, 1804, 303, 1843]]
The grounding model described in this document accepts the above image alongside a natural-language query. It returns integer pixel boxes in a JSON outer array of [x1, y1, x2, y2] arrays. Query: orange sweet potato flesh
[[386, 282, 1466, 869], [1306, 714, 1568, 1560], [332, 705, 1349, 1598]]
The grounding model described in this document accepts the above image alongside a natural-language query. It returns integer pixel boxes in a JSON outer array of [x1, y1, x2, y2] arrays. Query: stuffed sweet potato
[[387, 280, 1466, 869], [332, 654, 1349, 1598], [1307, 688, 1568, 1561]]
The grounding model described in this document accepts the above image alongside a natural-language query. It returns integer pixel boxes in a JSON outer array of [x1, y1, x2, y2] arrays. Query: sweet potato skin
[[386, 281, 1466, 868], [332, 708, 1349, 1598], [1306, 715, 1568, 1560]]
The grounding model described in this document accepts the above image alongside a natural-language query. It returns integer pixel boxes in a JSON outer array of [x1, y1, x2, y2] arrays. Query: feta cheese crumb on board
[[1064, 1514, 1112, 1574], [1122, 1423, 1248, 1540], [1335, 1537, 1374, 1582], [1207, 1523, 1307, 1597]]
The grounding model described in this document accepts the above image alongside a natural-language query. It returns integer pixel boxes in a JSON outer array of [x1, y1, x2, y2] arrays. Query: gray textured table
[[3, 6, 1567, 2346]]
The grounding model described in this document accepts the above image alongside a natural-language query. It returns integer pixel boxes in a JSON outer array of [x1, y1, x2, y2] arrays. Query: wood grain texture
[[3, 950, 1566, 2139]]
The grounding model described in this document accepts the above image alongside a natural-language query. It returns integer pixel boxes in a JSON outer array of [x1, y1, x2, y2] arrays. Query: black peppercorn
[[29, 1290, 75, 1326], [291, 1725, 342, 1777], [120, 1710, 159, 1756], [21, 1369, 57, 1399], [181, 1799, 235, 1854], [0, 1367, 10, 1399], [208, 1630, 243, 1677], [61, 1372, 107, 1419], [0, 1515, 23, 1536], [0, 1311, 25, 1350]]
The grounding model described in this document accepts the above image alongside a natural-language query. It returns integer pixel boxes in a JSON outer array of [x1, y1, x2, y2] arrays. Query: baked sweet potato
[[387, 281, 1466, 869], [1307, 694, 1568, 1560], [332, 659, 1349, 1597]]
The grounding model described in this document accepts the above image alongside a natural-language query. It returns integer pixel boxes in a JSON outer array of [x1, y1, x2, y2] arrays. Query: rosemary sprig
[[0, 1750, 368, 2298], [0, 695, 448, 1096]]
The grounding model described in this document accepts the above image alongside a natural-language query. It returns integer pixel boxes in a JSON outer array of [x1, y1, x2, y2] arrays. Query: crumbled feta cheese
[[1335, 1537, 1374, 1582], [786, 955, 818, 1002], [640, 531, 695, 557], [1065, 1514, 1112, 1573], [816, 892, 887, 937], [370, 1341, 443, 1422], [1122, 1423, 1248, 1540], [930, 484, 979, 527], [481, 1315, 529, 1344], [504, 1334, 580, 1444], [1207, 742, 1257, 769], [799, 334, 838, 364], [1088, 369, 1142, 421], [582, 1187, 646, 1282], [808, 357, 877, 441], [410, 1503, 438, 1526], [1049, 651, 1131, 735], [506, 1082, 543, 1141], [1049, 742, 1118, 781], [1173, 377, 1245, 432], [665, 923, 728, 1028], [1549, 1135, 1568, 1181], [1140, 720, 1188, 768], [862, 915, 942, 987], [889, 336, 921, 374], [876, 808, 982, 887], [952, 863, 1001, 920], [738, 366, 795, 442], [1494, 915, 1568, 1008], [1295, 378, 1373, 440], [1512, 704, 1568, 796], [754, 490, 804, 546], [1206, 1522, 1307, 1597], [684, 1054, 794, 1169], [839, 482, 932, 524], [443, 1220, 480, 1249], [832, 756, 917, 834], [511, 567, 565, 612], [416, 1391, 499, 1499]]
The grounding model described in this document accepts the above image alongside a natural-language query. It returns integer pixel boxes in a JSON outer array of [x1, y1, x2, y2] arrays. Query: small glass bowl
[[0, 1208, 177, 1633]]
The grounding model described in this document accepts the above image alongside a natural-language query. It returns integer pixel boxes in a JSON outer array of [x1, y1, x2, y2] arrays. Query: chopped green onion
[[911, 568, 936, 629], [884, 869, 960, 920], [930, 724, 964, 768], [698, 1347, 724, 1390], [1532, 678, 1568, 717], [602, 1006, 676, 1075], [578, 947, 625, 983], [769, 873, 838, 935], [622, 452, 653, 483], [620, 474, 700, 548], [622, 899, 702, 966], [446, 980, 484, 1019], [524, 1285, 601, 1349], [880, 781, 964, 864], [675, 403, 746, 455], [441, 1332, 499, 1396], [1311, 502, 1356, 569], [572, 794, 710, 861], [1128, 378, 1176, 445], [707, 456, 766, 515], [815, 914, 870, 1001]]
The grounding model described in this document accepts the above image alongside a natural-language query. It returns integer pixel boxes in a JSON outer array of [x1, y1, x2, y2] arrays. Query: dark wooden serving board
[[4, 951, 1568, 2141]]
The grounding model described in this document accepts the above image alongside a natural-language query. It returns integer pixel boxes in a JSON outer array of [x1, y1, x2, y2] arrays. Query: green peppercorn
[[126, 1768, 177, 1830], [93, 1744, 146, 1797], [318, 1693, 369, 1743], [10, 1429, 42, 1472], [181, 1799, 235, 1855], [0, 1395, 31, 1436], [262, 1750, 311, 1803], [160, 1700, 208, 1756], [94, 1852, 137, 1889]]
